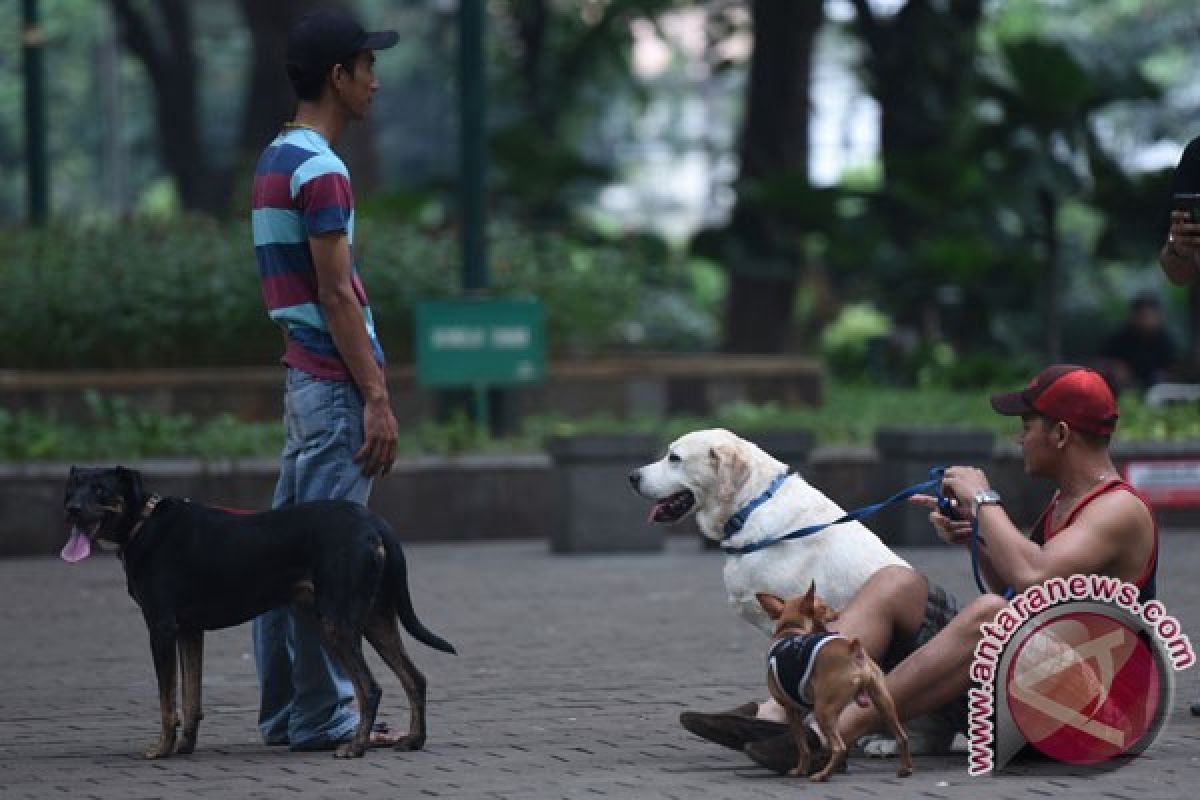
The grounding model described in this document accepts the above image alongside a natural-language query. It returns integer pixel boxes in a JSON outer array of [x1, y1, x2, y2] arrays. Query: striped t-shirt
[[251, 126, 384, 379]]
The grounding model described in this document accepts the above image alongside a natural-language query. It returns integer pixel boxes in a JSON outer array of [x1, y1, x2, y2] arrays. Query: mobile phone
[[1173, 192, 1200, 223]]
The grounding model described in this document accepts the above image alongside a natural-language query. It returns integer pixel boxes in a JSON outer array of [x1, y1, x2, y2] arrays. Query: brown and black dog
[[757, 583, 912, 781], [61, 466, 455, 759]]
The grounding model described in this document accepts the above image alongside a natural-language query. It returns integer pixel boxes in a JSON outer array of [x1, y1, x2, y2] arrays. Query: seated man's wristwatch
[[971, 488, 1002, 518]]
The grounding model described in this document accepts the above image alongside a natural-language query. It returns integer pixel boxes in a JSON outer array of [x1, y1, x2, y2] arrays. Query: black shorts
[[879, 578, 970, 733]]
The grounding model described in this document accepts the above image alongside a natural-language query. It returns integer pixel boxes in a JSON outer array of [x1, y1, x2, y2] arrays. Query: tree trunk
[[1038, 186, 1061, 362], [112, 0, 381, 217], [847, 0, 984, 337], [852, 0, 983, 187], [236, 1, 319, 165], [507, 0, 551, 135], [109, 0, 230, 215], [721, 0, 823, 353]]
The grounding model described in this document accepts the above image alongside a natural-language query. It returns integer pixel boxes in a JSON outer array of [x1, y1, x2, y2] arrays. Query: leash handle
[[933, 466, 1014, 600]]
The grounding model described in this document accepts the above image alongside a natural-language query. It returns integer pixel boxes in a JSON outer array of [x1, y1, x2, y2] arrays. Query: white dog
[[630, 428, 908, 632], [631, 428, 957, 756]]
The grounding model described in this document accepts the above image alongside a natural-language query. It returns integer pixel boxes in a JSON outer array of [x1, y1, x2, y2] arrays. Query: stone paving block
[[2, 535, 1200, 798]]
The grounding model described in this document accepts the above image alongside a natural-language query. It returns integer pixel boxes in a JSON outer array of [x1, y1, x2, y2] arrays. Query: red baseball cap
[[990, 365, 1118, 435]]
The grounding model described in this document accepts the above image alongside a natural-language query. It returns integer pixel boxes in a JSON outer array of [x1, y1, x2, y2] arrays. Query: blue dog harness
[[767, 632, 845, 710]]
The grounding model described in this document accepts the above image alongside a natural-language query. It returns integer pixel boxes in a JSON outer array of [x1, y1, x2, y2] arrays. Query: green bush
[[0, 392, 285, 461], [6, 386, 1195, 462], [0, 217, 714, 368]]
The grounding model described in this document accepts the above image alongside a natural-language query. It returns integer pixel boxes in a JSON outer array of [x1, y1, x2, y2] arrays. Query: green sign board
[[413, 298, 545, 388]]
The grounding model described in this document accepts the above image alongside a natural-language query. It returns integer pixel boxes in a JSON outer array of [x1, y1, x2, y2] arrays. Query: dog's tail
[[378, 525, 458, 655]]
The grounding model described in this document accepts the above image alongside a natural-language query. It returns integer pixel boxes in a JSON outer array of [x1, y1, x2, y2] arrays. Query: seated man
[[681, 365, 1159, 773], [1099, 291, 1177, 391]]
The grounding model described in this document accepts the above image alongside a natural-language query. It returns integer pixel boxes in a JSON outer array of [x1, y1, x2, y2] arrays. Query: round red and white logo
[[1005, 610, 1166, 765]]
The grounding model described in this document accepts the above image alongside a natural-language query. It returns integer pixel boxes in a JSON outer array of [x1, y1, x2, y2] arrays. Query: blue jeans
[[253, 368, 373, 747]]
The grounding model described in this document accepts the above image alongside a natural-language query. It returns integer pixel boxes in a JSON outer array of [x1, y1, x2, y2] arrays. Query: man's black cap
[[286, 9, 398, 83]]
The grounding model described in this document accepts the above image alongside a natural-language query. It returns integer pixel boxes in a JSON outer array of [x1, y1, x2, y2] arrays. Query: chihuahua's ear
[[756, 592, 786, 620], [711, 444, 750, 506], [803, 580, 817, 602]]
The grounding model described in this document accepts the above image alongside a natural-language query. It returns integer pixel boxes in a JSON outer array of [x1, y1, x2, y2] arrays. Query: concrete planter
[[872, 426, 996, 546], [1113, 440, 1200, 530], [5, 435, 1198, 559], [0, 455, 557, 558], [545, 433, 663, 554], [748, 429, 816, 470]]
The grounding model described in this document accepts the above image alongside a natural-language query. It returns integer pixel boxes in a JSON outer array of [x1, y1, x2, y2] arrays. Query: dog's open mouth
[[648, 490, 695, 524], [61, 519, 101, 563]]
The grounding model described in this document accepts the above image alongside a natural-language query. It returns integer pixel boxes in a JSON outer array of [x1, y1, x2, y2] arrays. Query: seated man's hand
[[909, 494, 973, 545], [941, 466, 991, 514]]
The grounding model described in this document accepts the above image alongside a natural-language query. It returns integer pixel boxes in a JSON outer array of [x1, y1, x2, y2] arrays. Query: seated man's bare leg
[[837, 593, 1009, 744], [831, 565, 931, 660]]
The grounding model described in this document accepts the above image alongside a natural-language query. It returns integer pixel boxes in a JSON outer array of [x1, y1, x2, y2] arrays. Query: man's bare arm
[[977, 493, 1147, 590], [309, 231, 397, 476]]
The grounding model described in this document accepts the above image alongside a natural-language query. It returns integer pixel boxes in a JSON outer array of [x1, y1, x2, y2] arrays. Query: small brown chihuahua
[[757, 582, 912, 781]]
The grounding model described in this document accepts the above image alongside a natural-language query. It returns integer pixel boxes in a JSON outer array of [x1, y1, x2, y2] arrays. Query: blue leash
[[721, 467, 948, 556], [967, 511, 1015, 600], [720, 466, 1012, 598]]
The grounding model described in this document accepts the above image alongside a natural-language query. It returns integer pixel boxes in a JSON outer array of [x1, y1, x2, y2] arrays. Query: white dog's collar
[[722, 472, 789, 540]]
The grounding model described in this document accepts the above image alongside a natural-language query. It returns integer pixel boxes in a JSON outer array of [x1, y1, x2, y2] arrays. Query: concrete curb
[[7, 437, 1199, 557]]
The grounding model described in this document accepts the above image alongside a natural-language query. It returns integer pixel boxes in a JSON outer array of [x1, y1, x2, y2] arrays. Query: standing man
[[1158, 136, 1200, 715], [249, 9, 399, 752]]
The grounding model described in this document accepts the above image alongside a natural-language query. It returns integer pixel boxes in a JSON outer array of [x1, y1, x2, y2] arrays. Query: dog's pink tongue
[[60, 526, 92, 563], [647, 500, 666, 523]]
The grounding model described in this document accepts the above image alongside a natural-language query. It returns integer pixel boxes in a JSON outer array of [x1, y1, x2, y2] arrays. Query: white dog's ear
[[710, 444, 749, 505], [756, 592, 785, 620]]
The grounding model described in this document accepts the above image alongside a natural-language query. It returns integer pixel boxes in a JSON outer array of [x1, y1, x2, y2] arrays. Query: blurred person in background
[[1099, 291, 1176, 392]]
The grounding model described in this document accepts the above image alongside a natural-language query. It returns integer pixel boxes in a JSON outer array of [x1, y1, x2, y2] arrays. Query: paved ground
[[2, 532, 1200, 799]]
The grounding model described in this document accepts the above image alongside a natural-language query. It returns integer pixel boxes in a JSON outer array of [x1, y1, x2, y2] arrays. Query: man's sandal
[[679, 702, 789, 752]]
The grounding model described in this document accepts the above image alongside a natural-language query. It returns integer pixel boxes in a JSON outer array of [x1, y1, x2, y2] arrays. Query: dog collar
[[125, 494, 163, 547], [722, 472, 789, 540]]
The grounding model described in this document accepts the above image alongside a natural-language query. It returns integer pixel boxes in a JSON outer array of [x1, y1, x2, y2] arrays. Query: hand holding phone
[[1173, 192, 1200, 223]]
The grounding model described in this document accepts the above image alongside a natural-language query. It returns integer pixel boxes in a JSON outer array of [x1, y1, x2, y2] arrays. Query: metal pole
[[22, 0, 49, 224], [458, 0, 488, 291]]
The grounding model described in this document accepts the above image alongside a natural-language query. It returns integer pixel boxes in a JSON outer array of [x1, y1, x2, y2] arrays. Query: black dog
[[61, 466, 456, 759]]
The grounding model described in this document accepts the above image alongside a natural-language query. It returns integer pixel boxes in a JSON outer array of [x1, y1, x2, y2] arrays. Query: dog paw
[[897, 766, 913, 778], [334, 741, 366, 759], [174, 736, 196, 755], [143, 742, 175, 759], [392, 734, 424, 752]]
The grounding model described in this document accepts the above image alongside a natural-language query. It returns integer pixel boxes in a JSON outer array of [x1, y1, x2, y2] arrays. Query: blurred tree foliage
[[1, 0, 1198, 377], [0, 216, 718, 368]]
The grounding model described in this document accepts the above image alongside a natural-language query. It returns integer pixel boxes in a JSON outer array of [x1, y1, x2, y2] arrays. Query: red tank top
[[1030, 479, 1158, 602]]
